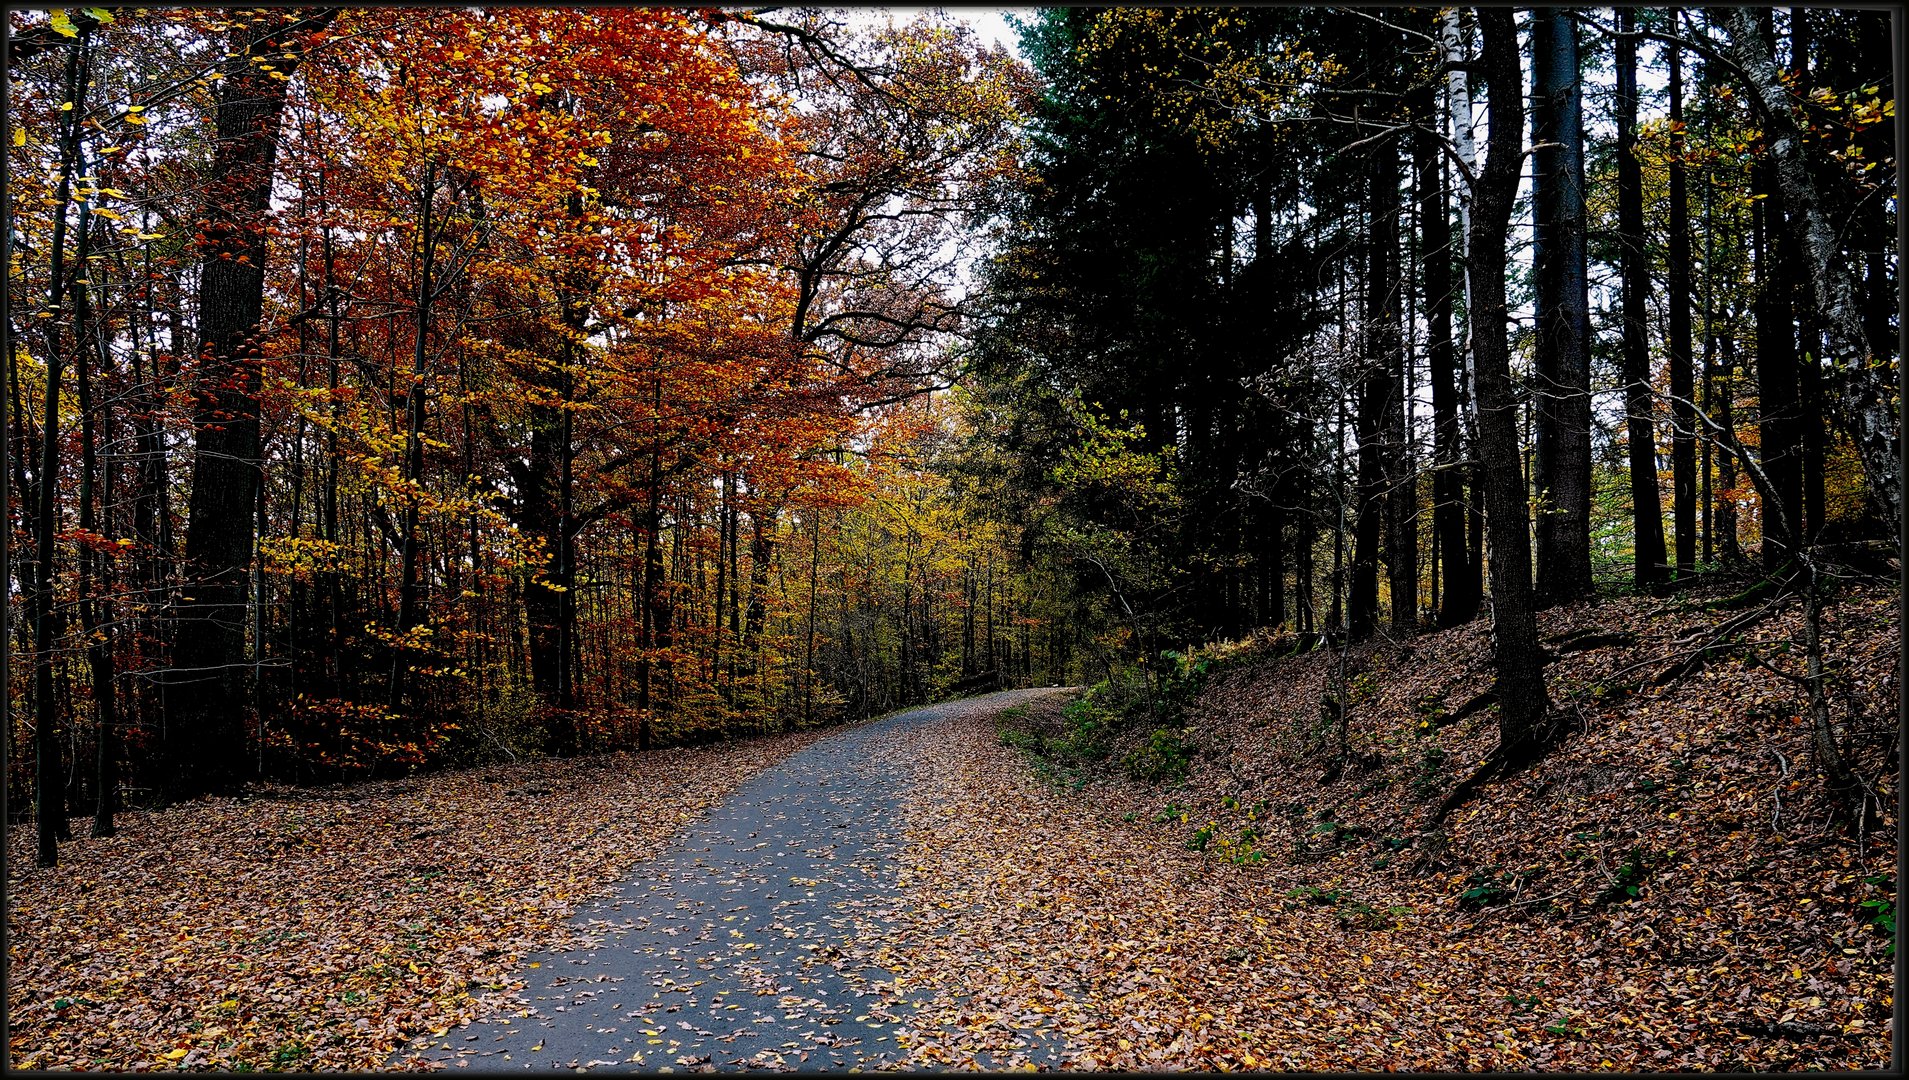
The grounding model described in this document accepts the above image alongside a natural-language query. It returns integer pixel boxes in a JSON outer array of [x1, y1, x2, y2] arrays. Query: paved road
[[401, 690, 1064, 1071]]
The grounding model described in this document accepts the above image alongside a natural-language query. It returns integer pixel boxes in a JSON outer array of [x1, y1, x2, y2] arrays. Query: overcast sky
[[856, 6, 1033, 57]]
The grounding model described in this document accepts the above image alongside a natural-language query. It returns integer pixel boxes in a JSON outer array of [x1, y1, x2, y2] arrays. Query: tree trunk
[[1466, 8, 1553, 762], [71, 142, 119, 838], [1668, 29, 1699, 574], [1373, 131, 1414, 638], [1351, 166, 1385, 642], [33, 31, 90, 863], [1417, 83, 1478, 626], [1754, 161, 1804, 570], [1616, 10, 1668, 591], [1530, 8, 1592, 607], [167, 11, 336, 798], [391, 160, 436, 708]]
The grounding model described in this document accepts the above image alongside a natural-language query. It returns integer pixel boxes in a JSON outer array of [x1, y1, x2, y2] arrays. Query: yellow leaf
[[12, 127, 24, 147], [163, 1049, 188, 1060]]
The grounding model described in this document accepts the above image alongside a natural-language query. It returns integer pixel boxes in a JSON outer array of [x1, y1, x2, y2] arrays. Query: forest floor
[[6, 725, 835, 1070], [8, 581, 1898, 1071], [916, 578, 1897, 1071]]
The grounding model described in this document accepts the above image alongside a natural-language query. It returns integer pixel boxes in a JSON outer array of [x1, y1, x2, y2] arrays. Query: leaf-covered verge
[[887, 580, 1896, 1070], [5, 729, 828, 1071]]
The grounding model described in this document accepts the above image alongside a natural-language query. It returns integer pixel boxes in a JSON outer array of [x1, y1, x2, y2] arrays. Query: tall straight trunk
[[1788, 8, 1827, 541], [1668, 26, 1699, 573], [635, 375, 669, 750], [1530, 8, 1593, 606], [1350, 204, 1383, 642], [391, 160, 436, 708], [1331, 287, 1349, 635], [1616, 10, 1668, 591], [167, 11, 335, 797], [33, 30, 91, 866], [1416, 84, 1477, 626], [1700, 117, 1717, 564], [71, 148, 119, 838], [1466, 8, 1552, 760], [1372, 133, 1414, 637], [1753, 164, 1804, 566]]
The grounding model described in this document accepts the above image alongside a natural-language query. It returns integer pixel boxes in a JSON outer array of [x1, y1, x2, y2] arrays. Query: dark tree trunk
[[1668, 30, 1699, 573], [391, 161, 437, 709], [1416, 85, 1478, 627], [1616, 10, 1668, 591], [33, 31, 90, 864], [1788, 8, 1827, 542], [1466, 9, 1553, 761], [1350, 199, 1384, 642], [1753, 165, 1804, 567], [1530, 8, 1593, 607], [1372, 133, 1414, 638], [166, 11, 336, 798], [70, 143, 119, 839]]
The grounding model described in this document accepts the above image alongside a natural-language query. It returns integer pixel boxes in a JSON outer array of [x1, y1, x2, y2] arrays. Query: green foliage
[[1286, 884, 1408, 930], [1456, 869, 1515, 910], [1597, 847, 1657, 904], [1860, 875, 1896, 955], [1412, 744, 1449, 799], [1122, 728, 1192, 784]]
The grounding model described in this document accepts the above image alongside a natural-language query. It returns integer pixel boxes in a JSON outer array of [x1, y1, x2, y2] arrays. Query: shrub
[[1123, 727, 1192, 784]]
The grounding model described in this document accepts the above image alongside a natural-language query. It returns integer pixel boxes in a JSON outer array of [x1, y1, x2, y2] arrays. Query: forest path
[[400, 689, 1066, 1072]]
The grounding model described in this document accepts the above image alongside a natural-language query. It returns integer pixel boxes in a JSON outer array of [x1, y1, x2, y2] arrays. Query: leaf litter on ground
[[7, 729, 828, 1071]]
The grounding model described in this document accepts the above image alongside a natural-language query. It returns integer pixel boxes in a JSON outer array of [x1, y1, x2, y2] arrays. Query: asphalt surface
[[400, 690, 1063, 1071]]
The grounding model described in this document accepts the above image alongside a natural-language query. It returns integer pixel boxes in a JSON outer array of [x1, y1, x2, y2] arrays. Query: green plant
[[1457, 869, 1514, 910], [1504, 991, 1541, 1014], [1123, 727, 1192, 784], [1597, 847, 1657, 905], [1188, 821, 1216, 850], [1287, 884, 1346, 906], [1860, 875, 1896, 955], [1413, 744, 1448, 798]]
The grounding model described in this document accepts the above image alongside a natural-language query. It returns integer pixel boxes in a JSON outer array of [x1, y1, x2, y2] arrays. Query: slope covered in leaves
[[888, 580, 1896, 1070], [5, 730, 826, 1071]]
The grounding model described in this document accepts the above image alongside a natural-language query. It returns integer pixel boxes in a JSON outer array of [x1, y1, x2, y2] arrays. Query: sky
[[851, 6, 1032, 57]]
